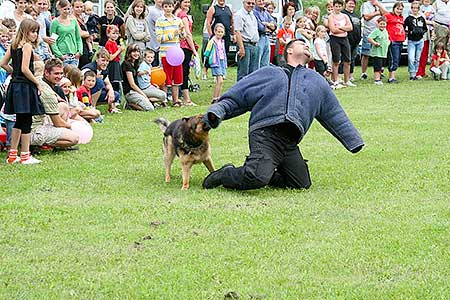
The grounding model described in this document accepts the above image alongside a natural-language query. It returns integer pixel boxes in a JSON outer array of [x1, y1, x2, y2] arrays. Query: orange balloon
[[151, 67, 167, 86]]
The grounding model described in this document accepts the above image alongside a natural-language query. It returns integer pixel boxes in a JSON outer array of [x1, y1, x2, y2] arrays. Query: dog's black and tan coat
[[155, 115, 215, 190]]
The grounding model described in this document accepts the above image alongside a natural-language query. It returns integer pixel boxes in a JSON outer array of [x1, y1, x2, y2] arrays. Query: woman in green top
[[50, 0, 83, 66]]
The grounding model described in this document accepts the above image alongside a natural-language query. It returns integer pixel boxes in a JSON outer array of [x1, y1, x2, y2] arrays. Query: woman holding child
[[121, 44, 155, 111], [72, 0, 92, 68]]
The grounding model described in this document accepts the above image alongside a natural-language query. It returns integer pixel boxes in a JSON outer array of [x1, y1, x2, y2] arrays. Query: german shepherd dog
[[155, 115, 215, 190]]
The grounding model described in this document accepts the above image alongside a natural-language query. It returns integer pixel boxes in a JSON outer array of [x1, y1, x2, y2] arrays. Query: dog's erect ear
[[182, 117, 190, 122]]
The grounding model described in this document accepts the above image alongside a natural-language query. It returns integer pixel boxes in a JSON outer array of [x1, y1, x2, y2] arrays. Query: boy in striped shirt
[[155, 0, 185, 106]]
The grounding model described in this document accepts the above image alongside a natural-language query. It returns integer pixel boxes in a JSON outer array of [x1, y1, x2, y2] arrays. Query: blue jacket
[[206, 65, 364, 153]]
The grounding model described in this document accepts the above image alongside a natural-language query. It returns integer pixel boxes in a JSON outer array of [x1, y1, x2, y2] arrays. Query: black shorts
[[372, 56, 385, 72], [330, 35, 351, 63], [314, 60, 327, 76]]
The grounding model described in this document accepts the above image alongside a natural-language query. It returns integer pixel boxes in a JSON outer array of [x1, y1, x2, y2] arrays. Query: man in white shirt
[[234, 0, 259, 81]]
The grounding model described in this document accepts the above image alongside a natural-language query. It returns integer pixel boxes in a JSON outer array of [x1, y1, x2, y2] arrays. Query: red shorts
[[161, 57, 183, 86]]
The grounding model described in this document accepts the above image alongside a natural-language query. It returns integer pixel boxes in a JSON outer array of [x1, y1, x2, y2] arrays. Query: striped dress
[[155, 14, 183, 57]]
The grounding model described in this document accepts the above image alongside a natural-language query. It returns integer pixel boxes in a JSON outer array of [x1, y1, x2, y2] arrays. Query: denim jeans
[[5, 119, 14, 147], [388, 41, 403, 72], [63, 57, 79, 67], [407, 40, 424, 77], [237, 43, 259, 81], [257, 35, 270, 68]]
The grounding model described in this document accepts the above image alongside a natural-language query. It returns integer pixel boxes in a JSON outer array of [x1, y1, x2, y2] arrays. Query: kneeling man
[[202, 38, 365, 190], [31, 58, 79, 148]]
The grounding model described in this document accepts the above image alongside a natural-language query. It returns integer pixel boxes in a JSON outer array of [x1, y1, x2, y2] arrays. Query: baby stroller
[[188, 56, 201, 93], [188, 77, 200, 93]]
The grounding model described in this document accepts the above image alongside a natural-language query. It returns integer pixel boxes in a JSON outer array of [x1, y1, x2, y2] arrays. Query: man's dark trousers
[[219, 124, 311, 190]]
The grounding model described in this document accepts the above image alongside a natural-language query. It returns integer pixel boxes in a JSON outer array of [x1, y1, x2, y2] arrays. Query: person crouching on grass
[[137, 48, 168, 106], [76, 71, 102, 122], [204, 23, 228, 104], [430, 42, 450, 80]]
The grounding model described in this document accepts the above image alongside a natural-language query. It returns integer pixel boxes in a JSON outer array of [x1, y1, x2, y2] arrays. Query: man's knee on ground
[[243, 167, 273, 189], [58, 128, 79, 146]]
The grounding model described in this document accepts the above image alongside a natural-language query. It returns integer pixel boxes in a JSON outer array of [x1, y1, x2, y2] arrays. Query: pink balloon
[[70, 121, 93, 144], [166, 47, 185, 66]]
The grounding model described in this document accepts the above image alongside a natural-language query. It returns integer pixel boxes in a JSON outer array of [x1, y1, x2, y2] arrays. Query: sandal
[[108, 108, 122, 114], [184, 100, 197, 106], [172, 101, 183, 107]]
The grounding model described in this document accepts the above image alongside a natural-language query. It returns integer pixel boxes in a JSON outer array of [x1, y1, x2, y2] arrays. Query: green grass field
[[1, 66, 449, 299]]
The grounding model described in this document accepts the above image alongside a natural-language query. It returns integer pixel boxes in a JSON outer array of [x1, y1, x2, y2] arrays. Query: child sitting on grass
[[76, 71, 102, 122], [137, 48, 167, 106], [58, 77, 81, 119]]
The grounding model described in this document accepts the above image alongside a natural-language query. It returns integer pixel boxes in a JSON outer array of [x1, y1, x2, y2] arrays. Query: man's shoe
[[360, 73, 368, 80], [202, 163, 235, 189]]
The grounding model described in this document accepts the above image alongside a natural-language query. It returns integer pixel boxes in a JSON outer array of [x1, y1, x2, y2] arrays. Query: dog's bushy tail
[[154, 118, 170, 133]]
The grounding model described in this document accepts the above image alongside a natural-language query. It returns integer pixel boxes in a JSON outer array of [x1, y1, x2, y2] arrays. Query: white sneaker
[[202, 74, 207, 80], [374, 80, 383, 85], [334, 83, 345, 89], [345, 81, 357, 87], [21, 156, 42, 165]]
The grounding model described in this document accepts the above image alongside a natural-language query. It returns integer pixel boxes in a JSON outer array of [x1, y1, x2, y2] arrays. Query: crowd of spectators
[[1, 0, 448, 164]]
